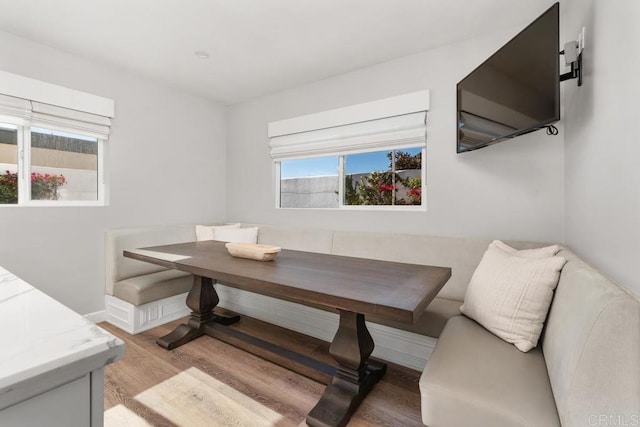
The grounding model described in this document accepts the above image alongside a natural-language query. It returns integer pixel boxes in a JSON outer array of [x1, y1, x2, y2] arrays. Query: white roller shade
[[31, 102, 112, 140], [270, 112, 426, 160], [0, 94, 31, 121], [0, 70, 114, 139], [268, 90, 428, 160], [0, 97, 112, 139], [0, 70, 114, 118]]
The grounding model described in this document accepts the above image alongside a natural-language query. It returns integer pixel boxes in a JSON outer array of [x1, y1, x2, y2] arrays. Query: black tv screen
[[457, 3, 560, 153]]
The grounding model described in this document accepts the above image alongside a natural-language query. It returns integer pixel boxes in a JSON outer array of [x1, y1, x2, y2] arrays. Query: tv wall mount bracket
[[560, 40, 582, 86]]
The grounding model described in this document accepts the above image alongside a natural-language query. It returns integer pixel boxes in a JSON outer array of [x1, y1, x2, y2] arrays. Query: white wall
[[226, 28, 564, 242], [563, 0, 640, 296], [0, 30, 227, 314], [7, 2, 634, 316]]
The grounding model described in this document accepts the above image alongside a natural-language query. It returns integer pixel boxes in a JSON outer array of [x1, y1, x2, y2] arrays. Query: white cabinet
[[0, 375, 90, 427], [0, 267, 124, 426]]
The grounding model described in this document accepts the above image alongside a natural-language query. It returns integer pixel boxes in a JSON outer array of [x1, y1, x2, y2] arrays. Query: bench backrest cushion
[[255, 224, 334, 254], [105, 224, 196, 295], [331, 231, 549, 302], [542, 249, 640, 426]]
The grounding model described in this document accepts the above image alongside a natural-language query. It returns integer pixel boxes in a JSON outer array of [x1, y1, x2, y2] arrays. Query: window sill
[[0, 201, 107, 208], [276, 205, 426, 212]]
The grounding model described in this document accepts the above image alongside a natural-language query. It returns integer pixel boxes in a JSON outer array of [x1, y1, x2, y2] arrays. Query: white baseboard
[[84, 310, 106, 323], [104, 293, 190, 335], [216, 284, 436, 371]]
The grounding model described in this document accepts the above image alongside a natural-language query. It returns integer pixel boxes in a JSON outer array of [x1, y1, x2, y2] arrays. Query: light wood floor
[[101, 314, 424, 427]]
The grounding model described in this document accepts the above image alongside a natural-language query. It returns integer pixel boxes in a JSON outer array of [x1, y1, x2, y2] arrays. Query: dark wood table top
[[124, 240, 451, 325]]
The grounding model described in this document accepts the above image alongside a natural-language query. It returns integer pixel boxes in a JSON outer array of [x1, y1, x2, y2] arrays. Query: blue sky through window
[[346, 151, 388, 174], [281, 156, 338, 179], [280, 147, 421, 179]]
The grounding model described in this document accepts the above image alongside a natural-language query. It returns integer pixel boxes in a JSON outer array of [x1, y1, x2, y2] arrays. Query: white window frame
[[270, 90, 429, 212], [274, 146, 426, 211], [0, 118, 107, 207], [0, 71, 113, 207]]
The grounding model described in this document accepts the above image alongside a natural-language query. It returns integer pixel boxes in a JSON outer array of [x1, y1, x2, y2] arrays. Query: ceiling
[[0, 0, 557, 105]]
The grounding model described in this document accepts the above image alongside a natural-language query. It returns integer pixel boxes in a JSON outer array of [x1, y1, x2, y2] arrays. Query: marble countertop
[[0, 266, 124, 410]]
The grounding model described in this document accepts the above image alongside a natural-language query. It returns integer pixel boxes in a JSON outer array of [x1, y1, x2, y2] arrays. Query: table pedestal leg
[[306, 310, 387, 427], [157, 275, 239, 350]]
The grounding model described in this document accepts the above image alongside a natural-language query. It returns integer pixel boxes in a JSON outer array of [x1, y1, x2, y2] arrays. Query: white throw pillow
[[492, 240, 560, 258], [195, 223, 241, 241], [212, 227, 259, 244], [460, 241, 566, 352]]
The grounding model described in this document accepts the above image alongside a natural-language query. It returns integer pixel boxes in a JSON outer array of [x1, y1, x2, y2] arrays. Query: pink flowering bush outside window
[[0, 170, 67, 203]]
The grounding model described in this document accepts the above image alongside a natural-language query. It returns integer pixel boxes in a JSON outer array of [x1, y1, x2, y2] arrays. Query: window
[[280, 156, 339, 208], [0, 72, 113, 206], [0, 124, 18, 204], [344, 147, 422, 206], [0, 123, 105, 205], [277, 147, 424, 209], [270, 90, 429, 210], [31, 127, 100, 202]]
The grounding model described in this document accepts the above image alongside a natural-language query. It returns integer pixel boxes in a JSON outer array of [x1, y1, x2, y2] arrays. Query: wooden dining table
[[124, 240, 451, 427]]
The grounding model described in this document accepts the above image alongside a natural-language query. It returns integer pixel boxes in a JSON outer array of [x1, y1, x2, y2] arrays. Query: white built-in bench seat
[[105, 225, 198, 333], [104, 223, 546, 348], [420, 247, 640, 426], [105, 222, 640, 426], [421, 315, 559, 426], [114, 269, 191, 306]]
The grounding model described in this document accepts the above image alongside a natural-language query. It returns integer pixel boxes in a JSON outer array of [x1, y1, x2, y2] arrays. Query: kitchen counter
[[0, 266, 124, 426]]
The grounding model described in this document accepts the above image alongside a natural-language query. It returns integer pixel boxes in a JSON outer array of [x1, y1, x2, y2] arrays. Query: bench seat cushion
[[114, 270, 192, 306], [419, 316, 560, 427], [368, 297, 461, 338]]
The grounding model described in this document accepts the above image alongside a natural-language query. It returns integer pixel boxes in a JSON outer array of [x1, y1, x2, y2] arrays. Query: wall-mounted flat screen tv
[[457, 2, 560, 153]]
